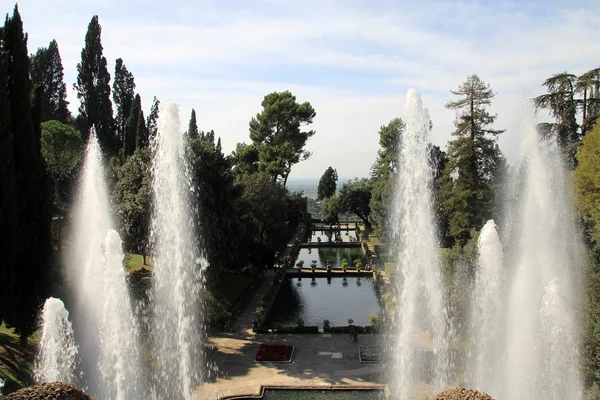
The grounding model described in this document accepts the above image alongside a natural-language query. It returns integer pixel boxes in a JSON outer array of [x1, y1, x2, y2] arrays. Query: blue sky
[[9, 0, 600, 178]]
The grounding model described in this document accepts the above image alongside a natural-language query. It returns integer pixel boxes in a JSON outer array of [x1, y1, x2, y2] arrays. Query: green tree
[[40, 120, 82, 249], [239, 172, 287, 246], [441, 74, 505, 246], [322, 195, 341, 226], [29, 39, 70, 123], [317, 166, 338, 200], [339, 178, 372, 228], [112, 57, 135, 144], [231, 142, 259, 177], [369, 118, 405, 239], [146, 96, 160, 140], [135, 106, 147, 149], [533, 73, 579, 165], [187, 108, 199, 139], [575, 122, 600, 251], [249, 91, 316, 185], [3, 6, 52, 345], [114, 147, 151, 263], [74, 15, 115, 154], [123, 93, 141, 157], [576, 68, 600, 136], [0, 24, 18, 324]]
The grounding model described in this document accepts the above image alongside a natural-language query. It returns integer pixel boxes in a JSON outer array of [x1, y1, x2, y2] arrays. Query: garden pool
[[264, 277, 381, 328], [295, 247, 364, 269]]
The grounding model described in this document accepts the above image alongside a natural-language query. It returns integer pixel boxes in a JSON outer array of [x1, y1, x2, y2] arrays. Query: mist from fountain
[[469, 219, 504, 395], [500, 111, 584, 400], [391, 88, 451, 399], [66, 129, 142, 399], [35, 297, 79, 384], [149, 102, 207, 399]]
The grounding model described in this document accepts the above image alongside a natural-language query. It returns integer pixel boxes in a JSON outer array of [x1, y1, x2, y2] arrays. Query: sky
[[8, 0, 600, 179]]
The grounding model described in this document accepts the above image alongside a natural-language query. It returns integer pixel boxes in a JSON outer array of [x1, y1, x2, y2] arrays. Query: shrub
[[296, 317, 305, 327], [256, 306, 266, 316], [369, 314, 379, 330]]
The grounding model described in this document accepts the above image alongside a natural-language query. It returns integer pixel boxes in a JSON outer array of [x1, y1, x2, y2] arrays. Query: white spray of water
[[470, 219, 504, 394], [150, 102, 207, 399], [68, 129, 142, 399], [35, 297, 78, 383], [392, 89, 450, 398], [501, 113, 583, 400]]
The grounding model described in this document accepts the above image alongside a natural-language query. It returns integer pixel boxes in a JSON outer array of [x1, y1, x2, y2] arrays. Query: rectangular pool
[[295, 247, 364, 269], [264, 277, 381, 328]]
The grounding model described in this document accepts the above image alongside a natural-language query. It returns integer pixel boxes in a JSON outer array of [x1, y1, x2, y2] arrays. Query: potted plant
[[317, 237, 322, 244], [310, 260, 318, 272], [323, 319, 330, 333], [354, 259, 362, 272], [326, 261, 332, 273], [341, 258, 348, 273], [296, 260, 304, 272]]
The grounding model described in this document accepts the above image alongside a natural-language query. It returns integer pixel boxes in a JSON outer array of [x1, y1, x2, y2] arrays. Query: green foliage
[[441, 74, 505, 246], [322, 195, 341, 225], [296, 317, 305, 327], [113, 148, 151, 257], [112, 58, 135, 143], [534, 73, 579, 165], [123, 93, 141, 157], [2, 6, 52, 343], [146, 96, 160, 140], [187, 109, 199, 139], [29, 39, 70, 123], [368, 314, 379, 329], [317, 166, 338, 200], [74, 15, 116, 154], [576, 122, 600, 252], [339, 178, 373, 228], [231, 142, 259, 177], [41, 120, 82, 183], [249, 91, 316, 185]]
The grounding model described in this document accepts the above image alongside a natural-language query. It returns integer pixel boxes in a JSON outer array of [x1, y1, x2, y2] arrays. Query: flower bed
[[358, 345, 390, 362], [255, 343, 295, 362]]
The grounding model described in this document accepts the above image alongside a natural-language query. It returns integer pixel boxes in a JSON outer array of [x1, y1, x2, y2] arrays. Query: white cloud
[[13, 0, 599, 177]]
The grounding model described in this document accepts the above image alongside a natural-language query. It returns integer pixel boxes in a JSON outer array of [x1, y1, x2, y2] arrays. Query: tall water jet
[[68, 129, 142, 399], [469, 219, 504, 394], [391, 89, 450, 398], [150, 102, 207, 399], [502, 111, 583, 399], [35, 297, 79, 384]]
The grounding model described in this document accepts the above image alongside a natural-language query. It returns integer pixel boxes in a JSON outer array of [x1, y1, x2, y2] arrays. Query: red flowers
[[255, 343, 294, 362]]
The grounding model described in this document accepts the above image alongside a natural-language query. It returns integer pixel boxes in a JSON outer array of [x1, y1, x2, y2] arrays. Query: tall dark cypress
[[146, 96, 160, 140], [29, 39, 70, 123], [0, 23, 18, 325], [3, 5, 52, 345], [135, 106, 148, 149], [74, 15, 115, 154], [123, 93, 140, 157], [188, 108, 199, 139], [113, 57, 135, 144]]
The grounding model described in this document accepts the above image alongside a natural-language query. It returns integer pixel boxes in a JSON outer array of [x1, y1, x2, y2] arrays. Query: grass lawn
[[368, 235, 382, 247], [124, 253, 154, 274], [0, 324, 38, 395]]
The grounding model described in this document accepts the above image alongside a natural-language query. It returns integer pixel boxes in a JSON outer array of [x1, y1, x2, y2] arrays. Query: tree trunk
[[20, 333, 28, 347], [57, 214, 62, 250], [143, 253, 147, 265], [582, 89, 588, 135]]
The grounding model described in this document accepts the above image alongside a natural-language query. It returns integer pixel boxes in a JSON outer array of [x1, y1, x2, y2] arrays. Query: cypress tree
[[3, 5, 52, 345], [188, 108, 199, 139], [135, 106, 148, 149], [74, 15, 115, 154], [0, 23, 18, 325], [123, 93, 141, 157], [29, 39, 70, 123], [113, 57, 135, 144], [146, 96, 160, 140]]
